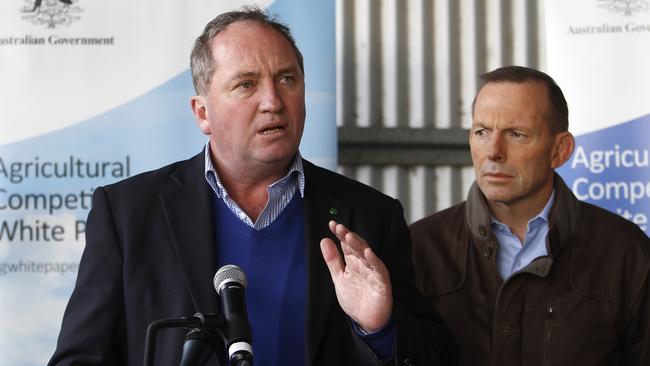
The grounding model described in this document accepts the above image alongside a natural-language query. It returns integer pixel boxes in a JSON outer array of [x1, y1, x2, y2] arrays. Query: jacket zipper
[[545, 305, 554, 366]]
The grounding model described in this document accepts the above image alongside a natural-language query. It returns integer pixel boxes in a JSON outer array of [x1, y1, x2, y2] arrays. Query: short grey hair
[[190, 6, 304, 95]]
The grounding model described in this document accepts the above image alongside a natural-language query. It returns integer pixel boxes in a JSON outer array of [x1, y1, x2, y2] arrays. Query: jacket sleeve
[[48, 187, 127, 365], [358, 199, 458, 366]]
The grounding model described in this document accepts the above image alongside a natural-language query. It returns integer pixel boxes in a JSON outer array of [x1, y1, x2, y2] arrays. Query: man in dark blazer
[[48, 7, 455, 366]]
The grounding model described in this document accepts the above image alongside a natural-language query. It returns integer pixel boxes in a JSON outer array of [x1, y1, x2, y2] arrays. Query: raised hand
[[320, 220, 393, 333]]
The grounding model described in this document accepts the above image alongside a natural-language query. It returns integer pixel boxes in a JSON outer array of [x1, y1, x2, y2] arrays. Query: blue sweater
[[213, 192, 306, 365]]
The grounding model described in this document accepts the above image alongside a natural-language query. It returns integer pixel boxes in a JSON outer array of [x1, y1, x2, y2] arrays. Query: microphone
[[213, 264, 254, 365]]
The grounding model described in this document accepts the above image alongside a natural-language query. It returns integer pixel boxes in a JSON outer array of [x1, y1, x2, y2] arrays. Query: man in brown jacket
[[410, 65, 650, 365]]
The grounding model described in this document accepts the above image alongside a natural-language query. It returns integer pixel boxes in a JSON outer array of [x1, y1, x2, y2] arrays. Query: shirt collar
[[203, 141, 305, 198], [491, 190, 555, 233]]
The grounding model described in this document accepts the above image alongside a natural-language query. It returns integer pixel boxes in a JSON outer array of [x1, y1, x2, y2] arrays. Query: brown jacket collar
[[465, 173, 580, 272]]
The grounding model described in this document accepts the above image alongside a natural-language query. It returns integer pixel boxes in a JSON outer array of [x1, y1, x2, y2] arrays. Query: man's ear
[[190, 95, 211, 135], [551, 131, 575, 169]]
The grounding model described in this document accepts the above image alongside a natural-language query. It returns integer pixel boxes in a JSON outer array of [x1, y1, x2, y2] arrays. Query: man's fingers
[[329, 220, 369, 255], [364, 247, 386, 272], [329, 220, 348, 243], [341, 241, 354, 256], [326, 221, 386, 272], [320, 238, 345, 277]]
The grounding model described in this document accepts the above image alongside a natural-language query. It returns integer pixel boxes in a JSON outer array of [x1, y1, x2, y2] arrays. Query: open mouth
[[259, 125, 285, 135]]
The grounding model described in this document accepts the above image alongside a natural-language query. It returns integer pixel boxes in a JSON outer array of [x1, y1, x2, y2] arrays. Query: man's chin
[[255, 150, 298, 166], [479, 185, 516, 204]]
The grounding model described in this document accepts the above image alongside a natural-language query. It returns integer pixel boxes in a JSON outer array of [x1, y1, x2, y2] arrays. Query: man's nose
[[486, 134, 505, 162], [258, 81, 284, 113]]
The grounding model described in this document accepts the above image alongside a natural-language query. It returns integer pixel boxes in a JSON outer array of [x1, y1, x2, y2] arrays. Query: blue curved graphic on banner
[[558, 113, 650, 234], [268, 0, 337, 169], [0, 69, 204, 179], [0, 70, 205, 240]]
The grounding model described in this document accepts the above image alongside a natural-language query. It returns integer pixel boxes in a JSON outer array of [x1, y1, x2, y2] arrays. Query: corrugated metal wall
[[336, 0, 547, 223]]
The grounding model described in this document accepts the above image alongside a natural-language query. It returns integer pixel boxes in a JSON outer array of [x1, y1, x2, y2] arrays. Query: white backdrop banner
[[546, 0, 650, 235], [0, 1, 336, 364]]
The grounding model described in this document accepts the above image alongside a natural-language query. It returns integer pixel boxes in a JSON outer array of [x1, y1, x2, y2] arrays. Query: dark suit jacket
[[49, 151, 455, 366]]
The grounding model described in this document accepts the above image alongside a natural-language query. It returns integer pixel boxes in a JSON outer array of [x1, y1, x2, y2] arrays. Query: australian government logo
[[598, 0, 650, 16], [568, 0, 650, 35], [0, 0, 114, 47], [21, 0, 82, 29]]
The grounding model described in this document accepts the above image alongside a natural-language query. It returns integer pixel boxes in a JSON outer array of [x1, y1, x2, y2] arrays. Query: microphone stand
[[143, 313, 226, 366]]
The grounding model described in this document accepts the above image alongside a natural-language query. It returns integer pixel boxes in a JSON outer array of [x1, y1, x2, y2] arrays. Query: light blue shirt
[[203, 142, 305, 230], [493, 191, 555, 280]]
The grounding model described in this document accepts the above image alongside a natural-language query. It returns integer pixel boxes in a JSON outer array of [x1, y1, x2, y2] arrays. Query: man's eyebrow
[[226, 66, 299, 82], [229, 71, 259, 81], [275, 65, 300, 76]]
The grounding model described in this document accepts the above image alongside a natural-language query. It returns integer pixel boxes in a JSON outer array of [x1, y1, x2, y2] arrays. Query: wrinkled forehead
[[473, 81, 553, 122]]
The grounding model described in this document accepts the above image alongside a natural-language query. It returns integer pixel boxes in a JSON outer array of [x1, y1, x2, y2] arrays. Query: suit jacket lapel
[[159, 152, 219, 313], [303, 160, 352, 365]]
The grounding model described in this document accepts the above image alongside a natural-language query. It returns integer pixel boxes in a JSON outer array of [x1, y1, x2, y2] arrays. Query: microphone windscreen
[[213, 264, 248, 294]]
